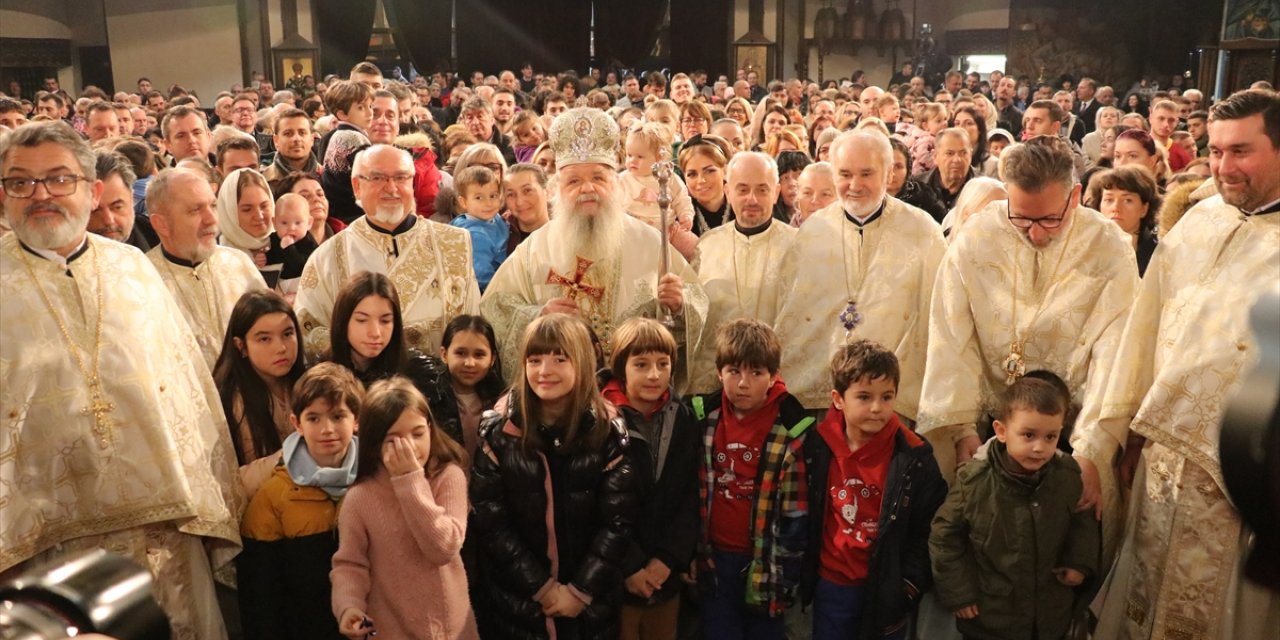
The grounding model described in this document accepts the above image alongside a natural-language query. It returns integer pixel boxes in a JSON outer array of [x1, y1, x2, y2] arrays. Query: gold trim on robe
[[481, 214, 708, 392], [148, 245, 267, 370], [1086, 195, 1280, 640]]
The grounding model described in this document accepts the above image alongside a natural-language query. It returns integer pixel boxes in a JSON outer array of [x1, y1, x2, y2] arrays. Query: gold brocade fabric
[[148, 246, 267, 370], [917, 204, 1139, 438], [0, 235, 243, 578], [295, 217, 482, 360], [481, 214, 708, 392], [688, 220, 797, 394], [773, 198, 946, 416], [1086, 197, 1280, 639]]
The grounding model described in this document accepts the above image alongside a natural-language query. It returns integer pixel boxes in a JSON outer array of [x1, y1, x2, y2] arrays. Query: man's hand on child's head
[[1054, 567, 1085, 586], [953, 604, 979, 619]]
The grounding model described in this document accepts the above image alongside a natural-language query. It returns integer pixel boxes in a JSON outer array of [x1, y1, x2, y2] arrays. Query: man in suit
[[1075, 77, 1101, 135]]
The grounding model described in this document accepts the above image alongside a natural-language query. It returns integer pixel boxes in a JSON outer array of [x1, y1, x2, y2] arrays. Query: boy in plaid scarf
[[690, 318, 813, 639]]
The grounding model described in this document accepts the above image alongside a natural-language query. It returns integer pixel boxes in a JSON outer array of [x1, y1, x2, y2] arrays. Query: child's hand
[[252, 248, 268, 268], [1054, 567, 1085, 586], [338, 608, 372, 639], [382, 436, 423, 477], [953, 605, 979, 619], [644, 558, 671, 590], [625, 569, 655, 598]]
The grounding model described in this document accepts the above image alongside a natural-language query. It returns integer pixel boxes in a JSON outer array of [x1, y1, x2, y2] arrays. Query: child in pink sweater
[[331, 377, 478, 639]]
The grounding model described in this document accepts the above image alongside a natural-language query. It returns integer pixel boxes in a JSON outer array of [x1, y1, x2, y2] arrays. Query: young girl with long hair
[[331, 377, 477, 639], [214, 289, 307, 494], [470, 314, 637, 639]]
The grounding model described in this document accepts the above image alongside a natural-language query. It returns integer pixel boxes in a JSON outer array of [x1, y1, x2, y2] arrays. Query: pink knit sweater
[[331, 464, 479, 639]]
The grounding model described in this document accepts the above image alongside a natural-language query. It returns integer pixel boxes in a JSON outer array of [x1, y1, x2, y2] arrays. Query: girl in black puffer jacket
[[470, 313, 639, 639]]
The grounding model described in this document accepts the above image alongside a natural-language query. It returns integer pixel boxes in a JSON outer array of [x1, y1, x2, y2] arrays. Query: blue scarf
[[282, 431, 359, 498]]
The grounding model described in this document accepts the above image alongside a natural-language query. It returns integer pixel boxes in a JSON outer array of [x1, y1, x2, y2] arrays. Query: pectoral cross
[[1003, 341, 1027, 384], [82, 378, 116, 449], [547, 257, 605, 302], [839, 300, 863, 340]]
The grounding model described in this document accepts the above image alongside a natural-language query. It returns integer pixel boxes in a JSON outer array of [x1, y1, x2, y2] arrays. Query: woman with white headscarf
[[217, 168, 316, 295]]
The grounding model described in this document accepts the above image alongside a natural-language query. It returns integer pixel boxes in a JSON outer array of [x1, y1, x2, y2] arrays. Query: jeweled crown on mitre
[[549, 107, 620, 170]]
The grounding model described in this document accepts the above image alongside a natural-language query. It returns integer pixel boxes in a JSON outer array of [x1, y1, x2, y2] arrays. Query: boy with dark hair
[[930, 373, 1099, 640], [239, 362, 365, 639], [601, 318, 701, 640], [693, 318, 812, 639], [801, 340, 946, 639]]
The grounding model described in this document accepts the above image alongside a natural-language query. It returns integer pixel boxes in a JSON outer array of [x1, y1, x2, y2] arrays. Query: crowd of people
[[0, 56, 1277, 640]]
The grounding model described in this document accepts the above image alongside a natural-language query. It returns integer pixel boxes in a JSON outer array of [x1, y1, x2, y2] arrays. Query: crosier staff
[[652, 159, 677, 328]]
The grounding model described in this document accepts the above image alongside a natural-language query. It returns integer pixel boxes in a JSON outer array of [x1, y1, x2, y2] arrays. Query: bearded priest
[[482, 108, 708, 388]]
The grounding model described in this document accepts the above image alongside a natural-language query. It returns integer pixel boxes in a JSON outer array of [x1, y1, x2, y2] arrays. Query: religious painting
[[280, 56, 314, 82], [735, 44, 772, 78], [1222, 0, 1280, 42]]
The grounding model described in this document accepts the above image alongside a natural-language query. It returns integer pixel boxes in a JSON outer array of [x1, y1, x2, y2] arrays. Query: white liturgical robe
[[689, 218, 796, 394], [773, 198, 945, 417], [0, 235, 242, 640], [148, 245, 267, 369]]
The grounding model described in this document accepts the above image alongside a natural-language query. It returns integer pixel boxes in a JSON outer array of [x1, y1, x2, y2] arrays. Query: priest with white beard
[[0, 121, 242, 640], [295, 144, 481, 359], [482, 107, 708, 387], [773, 131, 946, 419], [688, 151, 796, 393], [146, 168, 267, 369]]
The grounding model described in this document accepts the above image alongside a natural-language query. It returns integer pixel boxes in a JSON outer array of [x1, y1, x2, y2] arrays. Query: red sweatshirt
[[817, 407, 900, 585], [709, 380, 789, 554]]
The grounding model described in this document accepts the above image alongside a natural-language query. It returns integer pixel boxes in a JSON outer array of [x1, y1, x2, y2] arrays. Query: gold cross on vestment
[[547, 256, 605, 301], [82, 379, 116, 449]]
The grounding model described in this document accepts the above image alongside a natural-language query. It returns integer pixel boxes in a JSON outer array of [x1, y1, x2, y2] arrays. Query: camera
[[0, 549, 171, 640]]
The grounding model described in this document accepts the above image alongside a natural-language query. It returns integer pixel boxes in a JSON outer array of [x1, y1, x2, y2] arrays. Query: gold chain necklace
[[732, 224, 773, 319], [1004, 214, 1077, 384], [17, 241, 115, 449]]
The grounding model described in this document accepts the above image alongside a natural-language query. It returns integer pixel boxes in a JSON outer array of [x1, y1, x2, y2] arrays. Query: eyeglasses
[[1007, 196, 1070, 230], [1, 174, 86, 199], [357, 174, 414, 187], [478, 162, 503, 172], [680, 117, 707, 126]]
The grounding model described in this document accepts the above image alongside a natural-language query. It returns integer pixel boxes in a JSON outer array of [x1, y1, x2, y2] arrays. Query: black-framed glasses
[[1007, 196, 1069, 230], [1, 174, 87, 199]]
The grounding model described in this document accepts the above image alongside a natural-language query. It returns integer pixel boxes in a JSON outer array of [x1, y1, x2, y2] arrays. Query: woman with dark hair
[[276, 170, 343, 240], [1123, 93, 1149, 118], [1114, 128, 1169, 188], [558, 74, 581, 101], [950, 105, 997, 177], [887, 138, 946, 221], [1088, 166, 1163, 275], [214, 290, 307, 494], [774, 150, 811, 223]]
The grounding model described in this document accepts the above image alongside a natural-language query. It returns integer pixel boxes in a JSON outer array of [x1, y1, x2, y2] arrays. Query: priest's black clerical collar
[[20, 237, 89, 266], [368, 214, 417, 236], [162, 247, 200, 268], [843, 199, 887, 227], [735, 217, 773, 237], [1244, 198, 1280, 217]]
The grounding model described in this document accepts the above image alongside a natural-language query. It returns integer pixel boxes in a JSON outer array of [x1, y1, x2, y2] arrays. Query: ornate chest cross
[[547, 256, 605, 301]]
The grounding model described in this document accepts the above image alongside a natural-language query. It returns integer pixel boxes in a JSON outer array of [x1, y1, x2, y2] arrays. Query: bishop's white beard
[[547, 188, 626, 264], [8, 200, 89, 251]]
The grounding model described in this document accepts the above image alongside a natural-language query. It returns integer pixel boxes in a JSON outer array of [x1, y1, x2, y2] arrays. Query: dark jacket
[[895, 179, 947, 224], [691, 389, 812, 617], [922, 166, 974, 219], [599, 372, 701, 606], [346, 350, 467, 448], [930, 442, 1100, 640], [800, 414, 947, 639], [469, 403, 638, 639], [486, 124, 518, 167]]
